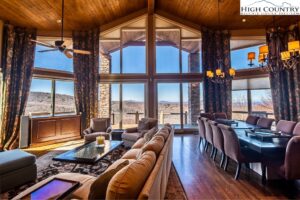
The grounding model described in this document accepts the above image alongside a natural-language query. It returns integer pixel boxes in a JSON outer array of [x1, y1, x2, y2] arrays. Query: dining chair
[[276, 120, 297, 135], [213, 112, 227, 120], [209, 120, 225, 167], [256, 117, 274, 129], [245, 115, 260, 125], [197, 117, 206, 149], [292, 122, 300, 136], [200, 113, 214, 120], [202, 118, 214, 156], [218, 124, 262, 180]]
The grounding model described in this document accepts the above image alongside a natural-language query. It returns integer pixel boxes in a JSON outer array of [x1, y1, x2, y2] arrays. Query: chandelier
[[206, 0, 236, 84], [280, 40, 300, 70]]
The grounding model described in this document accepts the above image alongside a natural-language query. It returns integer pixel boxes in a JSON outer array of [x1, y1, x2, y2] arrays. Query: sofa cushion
[[89, 159, 129, 200], [147, 118, 158, 129], [141, 135, 165, 157], [155, 127, 170, 140], [132, 138, 147, 149], [0, 149, 36, 175], [91, 118, 108, 132], [122, 132, 142, 142], [144, 127, 157, 142], [106, 151, 156, 199], [137, 119, 149, 133], [122, 149, 142, 159]]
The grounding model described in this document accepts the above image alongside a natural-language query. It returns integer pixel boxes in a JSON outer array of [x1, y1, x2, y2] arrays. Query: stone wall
[[188, 53, 201, 125], [99, 54, 111, 118]]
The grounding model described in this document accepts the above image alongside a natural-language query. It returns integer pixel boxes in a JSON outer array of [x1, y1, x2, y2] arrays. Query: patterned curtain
[[72, 28, 99, 131], [268, 26, 300, 121], [201, 27, 232, 119], [0, 24, 36, 150]]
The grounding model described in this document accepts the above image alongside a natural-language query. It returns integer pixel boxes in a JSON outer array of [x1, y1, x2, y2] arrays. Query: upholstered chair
[[213, 112, 227, 120], [122, 118, 158, 147], [218, 124, 261, 180], [197, 117, 206, 149], [292, 122, 300, 136], [276, 120, 297, 135], [203, 118, 214, 156], [256, 117, 274, 129], [83, 118, 112, 143], [200, 113, 214, 120], [245, 115, 260, 125], [209, 121, 225, 167]]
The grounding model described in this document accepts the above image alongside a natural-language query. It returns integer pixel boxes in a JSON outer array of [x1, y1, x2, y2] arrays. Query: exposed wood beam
[[148, 0, 155, 15], [0, 20, 3, 66], [100, 9, 147, 34]]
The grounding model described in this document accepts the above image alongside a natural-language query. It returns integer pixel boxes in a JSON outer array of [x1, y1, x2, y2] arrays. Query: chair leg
[[234, 162, 242, 180], [213, 149, 218, 161], [220, 152, 225, 168], [261, 164, 266, 184], [224, 156, 229, 171], [198, 137, 202, 149]]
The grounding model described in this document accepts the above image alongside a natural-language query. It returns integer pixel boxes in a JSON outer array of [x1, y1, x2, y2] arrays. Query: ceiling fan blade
[[62, 40, 72, 48], [38, 49, 59, 53], [31, 39, 56, 48], [73, 49, 91, 55], [64, 50, 73, 59]]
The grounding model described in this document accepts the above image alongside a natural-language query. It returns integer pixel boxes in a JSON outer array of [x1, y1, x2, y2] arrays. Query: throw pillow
[[155, 127, 170, 140], [143, 127, 157, 142], [137, 120, 149, 133], [88, 159, 129, 200], [91, 118, 107, 132], [141, 135, 165, 156]]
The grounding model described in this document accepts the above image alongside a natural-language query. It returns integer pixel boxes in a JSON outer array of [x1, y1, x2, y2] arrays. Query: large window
[[232, 77, 274, 120], [25, 78, 76, 116], [182, 40, 202, 73], [34, 38, 73, 72]]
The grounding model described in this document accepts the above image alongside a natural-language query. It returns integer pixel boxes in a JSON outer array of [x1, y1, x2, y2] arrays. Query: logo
[[240, 0, 300, 15]]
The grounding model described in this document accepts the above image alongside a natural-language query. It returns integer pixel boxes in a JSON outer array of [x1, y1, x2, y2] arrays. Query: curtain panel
[[268, 26, 300, 121], [0, 24, 36, 150], [72, 28, 99, 132], [201, 28, 232, 119]]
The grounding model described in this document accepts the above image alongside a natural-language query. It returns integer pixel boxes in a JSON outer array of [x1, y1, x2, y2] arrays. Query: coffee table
[[53, 140, 123, 165]]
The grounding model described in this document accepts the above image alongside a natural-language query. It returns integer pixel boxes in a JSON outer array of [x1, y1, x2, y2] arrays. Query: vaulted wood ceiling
[[0, 0, 297, 31]]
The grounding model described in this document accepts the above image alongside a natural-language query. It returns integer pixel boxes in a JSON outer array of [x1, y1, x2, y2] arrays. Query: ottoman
[[0, 149, 37, 193]]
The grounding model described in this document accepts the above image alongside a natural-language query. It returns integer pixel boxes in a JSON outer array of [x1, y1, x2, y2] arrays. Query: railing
[[232, 111, 274, 120], [111, 111, 144, 125]]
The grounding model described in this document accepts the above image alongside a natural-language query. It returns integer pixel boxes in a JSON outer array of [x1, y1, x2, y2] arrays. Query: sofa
[[13, 124, 174, 200], [122, 118, 158, 147], [83, 118, 112, 143]]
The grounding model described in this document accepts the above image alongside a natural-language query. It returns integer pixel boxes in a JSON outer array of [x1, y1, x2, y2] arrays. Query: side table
[[111, 129, 124, 141]]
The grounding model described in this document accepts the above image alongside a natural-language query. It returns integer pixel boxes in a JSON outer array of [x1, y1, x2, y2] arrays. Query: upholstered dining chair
[[83, 118, 112, 143], [245, 115, 260, 125], [197, 117, 206, 149], [276, 120, 297, 135], [292, 122, 300, 136], [203, 118, 214, 157], [218, 124, 262, 180], [200, 113, 214, 120], [209, 120, 225, 167], [256, 117, 274, 129], [213, 112, 227, 120], [264, 136, 300, 180]]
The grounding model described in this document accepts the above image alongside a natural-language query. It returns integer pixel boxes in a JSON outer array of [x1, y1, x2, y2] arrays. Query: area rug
[[1, 145, 187, 200]]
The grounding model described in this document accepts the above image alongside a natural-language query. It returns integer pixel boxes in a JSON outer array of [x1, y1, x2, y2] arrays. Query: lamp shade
[[258, 54, 265, 62], [248, 52, 256, 60], [259, 45, 268, 54], [288, 41, 300, 51], [281, 51, 290, 61], [229, 68, 236, 76]]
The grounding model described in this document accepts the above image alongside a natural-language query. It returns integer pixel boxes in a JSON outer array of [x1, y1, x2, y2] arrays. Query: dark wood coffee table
[[53, 140, 123, 165]]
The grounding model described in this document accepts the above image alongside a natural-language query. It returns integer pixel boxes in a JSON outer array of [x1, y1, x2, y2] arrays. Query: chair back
[[245, 115, 260, 125], [200, 113, 214, 120], [276, 120, 297, 135], [257, 117, 274, 129], [202, 118, 213, 144], [209, 121, 224, 152], [213, 112, 227, 120], [142, 118, 158, 129], [90, 118, 111, 132], [284, 136, 300, 179], [197, 118, 206, 139], [218, 124, 241, 162], [293, 122, 300, 136]]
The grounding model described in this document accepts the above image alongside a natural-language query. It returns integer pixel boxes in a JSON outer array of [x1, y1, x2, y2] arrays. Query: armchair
[[122, 118, 158, 147], [83, 118, 112, 143]]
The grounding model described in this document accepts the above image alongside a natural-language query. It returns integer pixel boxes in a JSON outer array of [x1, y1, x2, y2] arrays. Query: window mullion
[[51, 79, 56, 116]]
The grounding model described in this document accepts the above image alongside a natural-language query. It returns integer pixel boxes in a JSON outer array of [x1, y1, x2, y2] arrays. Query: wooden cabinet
[[30, 115, 81, 146]]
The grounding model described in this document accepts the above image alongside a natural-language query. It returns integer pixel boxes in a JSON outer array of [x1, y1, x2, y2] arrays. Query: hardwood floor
[[172, 134, 300, 199]]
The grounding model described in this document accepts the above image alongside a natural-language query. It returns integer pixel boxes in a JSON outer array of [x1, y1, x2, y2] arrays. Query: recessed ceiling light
[[57, 19, 62, 23], [242, 18, 246, 23]]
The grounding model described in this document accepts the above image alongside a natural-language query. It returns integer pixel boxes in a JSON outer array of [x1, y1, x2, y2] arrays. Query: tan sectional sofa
[[13, 125, 174, 200]]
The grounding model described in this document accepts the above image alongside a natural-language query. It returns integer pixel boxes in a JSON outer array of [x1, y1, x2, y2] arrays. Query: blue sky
[[33, 44, 266, 103]]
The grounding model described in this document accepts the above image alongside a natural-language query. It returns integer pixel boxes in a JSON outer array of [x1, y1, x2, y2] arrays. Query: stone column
[[99, 54, 111, 118], [188, 53, 201, 125]]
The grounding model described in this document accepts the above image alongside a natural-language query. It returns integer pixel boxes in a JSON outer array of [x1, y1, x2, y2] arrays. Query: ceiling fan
[[31, 0, 91, 59]]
